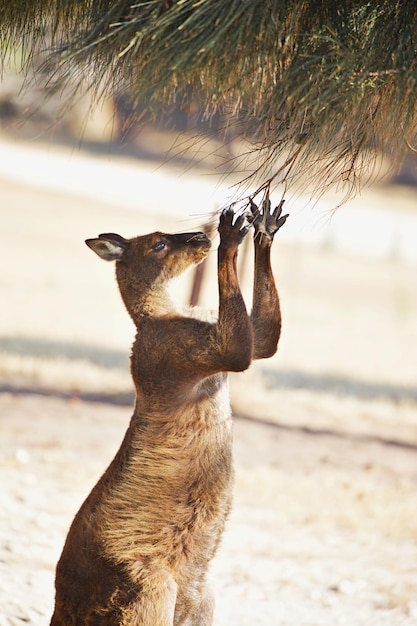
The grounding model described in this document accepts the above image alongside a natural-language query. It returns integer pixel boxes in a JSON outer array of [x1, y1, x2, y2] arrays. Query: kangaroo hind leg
[[122, 569, 177, 626]]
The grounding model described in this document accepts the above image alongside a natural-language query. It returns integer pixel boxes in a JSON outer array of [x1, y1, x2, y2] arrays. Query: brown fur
[[50, 201, 287, 626]]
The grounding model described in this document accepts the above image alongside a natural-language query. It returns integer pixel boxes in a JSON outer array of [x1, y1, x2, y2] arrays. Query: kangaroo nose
[[172, 232, 211, 245], [187, 232, 210, 242]]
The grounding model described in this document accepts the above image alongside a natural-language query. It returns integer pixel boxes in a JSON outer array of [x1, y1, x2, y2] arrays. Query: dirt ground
[[1, 140, 417, 626]]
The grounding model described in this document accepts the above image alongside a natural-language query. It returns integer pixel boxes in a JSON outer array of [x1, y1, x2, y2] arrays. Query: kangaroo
[[50, 198, 288, 626]]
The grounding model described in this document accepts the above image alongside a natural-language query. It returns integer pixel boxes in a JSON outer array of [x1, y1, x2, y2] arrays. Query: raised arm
[[127, 208, 254, 394], [249, 196, 288, 360], [216, 207, 253, 372]]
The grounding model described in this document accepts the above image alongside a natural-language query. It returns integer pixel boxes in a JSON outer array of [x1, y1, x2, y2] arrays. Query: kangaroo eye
[[152, 241, 166, 252]]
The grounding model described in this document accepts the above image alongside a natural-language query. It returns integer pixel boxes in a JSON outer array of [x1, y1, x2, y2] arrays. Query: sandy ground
[[1, 140, 417, 625]]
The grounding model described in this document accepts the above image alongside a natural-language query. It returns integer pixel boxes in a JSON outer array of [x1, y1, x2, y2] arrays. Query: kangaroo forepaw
[[249, 197, 289, 243], [218, 207, 250, 248]]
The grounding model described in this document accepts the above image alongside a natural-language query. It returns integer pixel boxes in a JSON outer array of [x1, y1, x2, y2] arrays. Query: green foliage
[[1, 0, 416, 196]]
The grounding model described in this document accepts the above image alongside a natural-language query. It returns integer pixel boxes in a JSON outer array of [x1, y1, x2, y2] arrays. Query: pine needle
[[1, 0, 416, 197]]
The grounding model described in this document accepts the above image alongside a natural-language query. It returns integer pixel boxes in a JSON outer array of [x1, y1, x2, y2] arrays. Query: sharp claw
[[218, 205, 251, 247], [277, 214, 290, 229], [250, 200, 260, 218], [248, 195, 289, 240], [262, 197, 271, 215], [219, 207, 234, 227], [244, 208, 254, 224], [272, 199, 285, 220], [234, 214, 246, 229]]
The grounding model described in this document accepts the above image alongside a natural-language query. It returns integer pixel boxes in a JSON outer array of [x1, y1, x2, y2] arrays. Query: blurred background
[[1, 60, 417, 626]]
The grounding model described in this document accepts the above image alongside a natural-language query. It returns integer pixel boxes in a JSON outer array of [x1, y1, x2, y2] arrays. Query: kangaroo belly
[[74, 377, 234, 575]]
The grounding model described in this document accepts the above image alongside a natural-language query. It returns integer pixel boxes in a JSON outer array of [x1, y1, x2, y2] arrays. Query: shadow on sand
[[1, 335, 416, 404]]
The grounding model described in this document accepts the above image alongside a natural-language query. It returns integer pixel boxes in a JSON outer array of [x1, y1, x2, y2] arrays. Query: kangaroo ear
[[85, 233, 128, 261]]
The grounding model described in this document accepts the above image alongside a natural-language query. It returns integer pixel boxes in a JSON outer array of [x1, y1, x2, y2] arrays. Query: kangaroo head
[[85, 230, 211, 315]]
